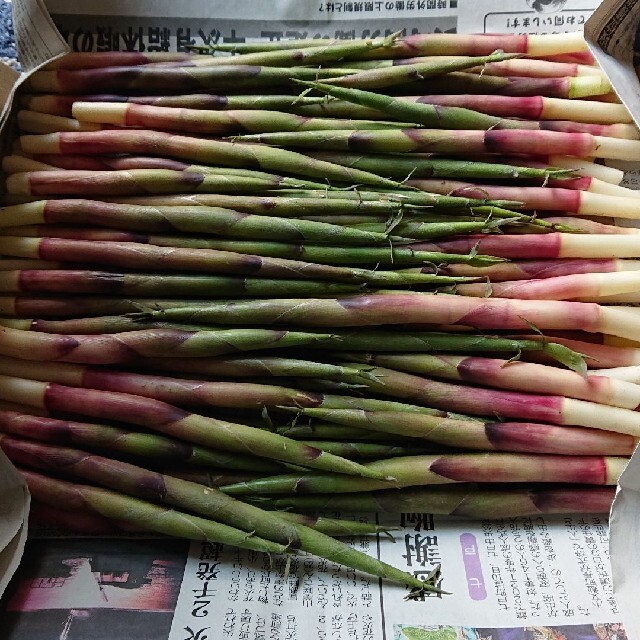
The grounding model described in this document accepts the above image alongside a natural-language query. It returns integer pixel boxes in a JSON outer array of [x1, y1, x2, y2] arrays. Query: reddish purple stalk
[[441, 259, 640, 281]]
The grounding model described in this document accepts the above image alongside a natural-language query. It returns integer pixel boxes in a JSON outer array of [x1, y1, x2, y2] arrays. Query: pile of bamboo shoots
[[1, 30, 639, 593]]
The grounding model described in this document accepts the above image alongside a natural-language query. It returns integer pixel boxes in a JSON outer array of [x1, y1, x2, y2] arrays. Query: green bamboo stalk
[[19, 131, 407, 189], [0, 434, 318, 544], [131, 354, 380, 384], [219, 453, 626, 494], [0, 237, 471, 286], [295, 215, 436, 226], [5, 195, 524, 225], [6, 168, 354, 197], [300, 440, 437, 458], [294, 96, 629, 126], [105, 192, 523, 216], [0, 295, 239, 318], [2, 315, 230, 334], [276, 395, 476, 419], [250, 374, 389, 394], [261, 188, 522, 213], [72, 101, 415, 133], [331, 362, 640, 434], [189, 32, 402, 66], [44, 51, 196, 69], [0, 323, 344, 361], [0, 239, 503, 267], [10, 312, 572, 381], [349, 218, 520, 239], [342, 352, 640, 409], [275, 422, 408, 442], [232, 129, 640, 161], [247, 485, 615, 518], [515, 334, 640, 370], [0, 199, 414, 246], [340, 56, 604, 78], [137, 327, 586, 373], [412, 232, 640, 259], [387, 94, 632, 125], [0, 271, 377, 298], [295, 83, 633, 138], [0, 293, 504, 320], [305, 151, 570, 181], [19, 93, 331, 118], [455, 271, 640, 301], [17, 110, 102, 134], [0, 373, 389, 478], [305, 52, 521, 89], [273, 511, 399, 537], [25, 65, 358, 94], [288, 409, 638, 455], [295, 79, 530, 130], [424, 258, 640, 282], [138, 292, 640, 345], [149, 468, 274, 488], [39, 475, 394, 536], [0, 355, 372, 413], [4, 157, 344, 191], [29, 500, 140, 534], [488, 155, 623, 184], [0, 408, 289, 471], [5, 218, 536, 243], [18, 466, 288, 554], [200, 32, 588, 58], [387, 72, 609, 99], [11, 441, 437, 591]]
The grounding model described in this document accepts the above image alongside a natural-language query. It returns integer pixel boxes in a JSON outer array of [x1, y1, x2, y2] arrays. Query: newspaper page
[[0, 510, 627, 640], [457, 0, 600, 35], [0, 449, 30, 601], [0, 60, 19, 156], [583, 0, 640, 128], [0, 58, 30, 594], [11, 0, 68, 71], [610, 445, 640, 640], [170, 511, 626, 640], [584, 0, 640, 228], [43, 0, 458, 56], [0, 16, 33, 608]]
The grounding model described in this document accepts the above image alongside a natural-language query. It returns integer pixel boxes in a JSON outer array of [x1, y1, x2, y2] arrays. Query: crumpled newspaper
[[0, 56, 29, 601], [0, 448, 29, 599]]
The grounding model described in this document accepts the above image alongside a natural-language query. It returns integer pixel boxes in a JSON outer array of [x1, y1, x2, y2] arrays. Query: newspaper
[[2, 0, 640, 637], [584, 0, 640, 231], [584, 0, 640, 128], [40, 0, 458, 74], [0, 510, 626, 639], [0, 449, 29, 602], [458, 0, 600, 36], [0, 58, 29, 603], [610, 446, 640, 640]]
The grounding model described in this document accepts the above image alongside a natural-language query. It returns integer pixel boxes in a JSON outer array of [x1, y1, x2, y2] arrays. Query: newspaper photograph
[[0, 537, 189, 639]]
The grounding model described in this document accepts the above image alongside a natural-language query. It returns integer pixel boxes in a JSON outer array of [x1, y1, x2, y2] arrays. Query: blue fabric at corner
[[0, 1, 17, 67]]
